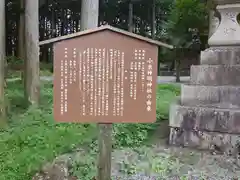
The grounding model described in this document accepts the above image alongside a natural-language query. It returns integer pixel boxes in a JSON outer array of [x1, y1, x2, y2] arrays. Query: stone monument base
[[169, 47, 240, 154]]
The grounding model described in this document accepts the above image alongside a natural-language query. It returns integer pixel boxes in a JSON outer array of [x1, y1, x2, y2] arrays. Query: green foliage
[[6, 56, 23, 66], [114, 123, 156, 147], [162, 0, 208, 48], [5, 56, 53, 79], [156, 84, 180, 120], [1, 81, 97, 180]]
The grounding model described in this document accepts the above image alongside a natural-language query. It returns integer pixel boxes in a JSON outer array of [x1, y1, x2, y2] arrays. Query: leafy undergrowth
[[7, 69, 53, 79], [0, 80, 180, 180], [6, 59, 53, 79], [156, 84, 180, 120]]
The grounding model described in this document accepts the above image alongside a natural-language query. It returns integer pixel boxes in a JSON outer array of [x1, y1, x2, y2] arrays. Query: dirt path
[[112, 143, 240, 179], [33, 140, 240, 180], [111, 122, 240, 179]]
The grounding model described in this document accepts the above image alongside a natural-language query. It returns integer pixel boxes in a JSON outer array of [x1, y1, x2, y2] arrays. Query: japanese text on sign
[[59, 47, 156, 117]]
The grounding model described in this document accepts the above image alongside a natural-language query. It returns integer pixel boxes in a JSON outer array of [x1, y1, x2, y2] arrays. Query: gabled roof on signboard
[[39, 25, 173, 49]]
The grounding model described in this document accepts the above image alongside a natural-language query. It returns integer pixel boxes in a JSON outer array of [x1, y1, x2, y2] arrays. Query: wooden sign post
[[39, 25, 173, 180], [98, 123, 112, 180]]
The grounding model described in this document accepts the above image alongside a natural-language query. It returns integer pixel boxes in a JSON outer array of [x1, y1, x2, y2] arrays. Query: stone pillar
[[208, 10, 220, 38], [209, 2, 240, 46], [169, 0, 240, 154]]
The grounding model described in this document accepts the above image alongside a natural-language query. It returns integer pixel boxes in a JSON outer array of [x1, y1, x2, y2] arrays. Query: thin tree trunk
[[61, 10, 65, 35], [128, 1, 133, 32], [51, 5, 56, 38], [24, 0, 40, 105], [18, 0, 25, 59], [0, 0, 7, 123], [151, 0, 156, 39], [80, 0, 99, 30], [43, 17, 49, 63], [175, 59, 180, 82], [75, 17, 79, 32], [175, 49, 181, 83], [157, 53, 160, 76], [50, 5, 56, 65], [19, 0, 25, 81]]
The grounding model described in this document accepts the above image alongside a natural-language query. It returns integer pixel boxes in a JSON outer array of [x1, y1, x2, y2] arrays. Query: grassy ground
[[0, 81, 180, 180], [6, 62, 53, 79], [7, 69, 53, 79]]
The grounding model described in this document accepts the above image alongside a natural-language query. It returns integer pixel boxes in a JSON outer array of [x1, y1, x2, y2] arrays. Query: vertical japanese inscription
[[82, 50, 86, 115], [60, 57, 64, 115], [112, 50, 117, 116], [141, 61, 145, 91], [78, 51, 82, 115], [135, 49, 146, 91], [64, 48, 68, 113], [69, 49, 73, 84], [101, 49, 106, 116], [90, 48, 94, 115], [109, 49, 125, 116], [116, 50, 120, 116], [146, 58, 153, 111], [60, 46, 154, 119], [73, 48, 77, 82], [76, 48, 126, 117], [141, 51, 145, 91], [98, 49, 102, 116], [129, 62, 133, 98], [86, 48, 90, 115], [94, 48, 98, 116], [129, 49, 146, 99], [110, 49, 113, 79], [105, 49, 109, 116], [120, 52, 124, 116]]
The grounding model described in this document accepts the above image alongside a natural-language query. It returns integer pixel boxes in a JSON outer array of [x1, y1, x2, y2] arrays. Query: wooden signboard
[[40, 25, 173, 123]]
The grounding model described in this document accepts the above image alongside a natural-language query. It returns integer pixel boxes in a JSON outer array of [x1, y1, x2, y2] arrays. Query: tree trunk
[[42, 17, 49, 63], [128, 1, 133, 32], [0, 0, 7, 123], [175, 49, 181, 83], [61, 10, 65, 35], [18, 0, 25, 81], [157, 53, 160, 76], [24, 0, 40, 105], [175, 59, 180, 83], [80, 0, 99, 31], [151, 0, 156, 39]]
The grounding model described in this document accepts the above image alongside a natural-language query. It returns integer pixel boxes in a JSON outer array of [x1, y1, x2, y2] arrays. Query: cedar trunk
[[24, 0, 40, 105], [128, 1, 133, 32], [0, 0, 7, 123], [151, 0, 156, 39], [18, 0, 25, 81]]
